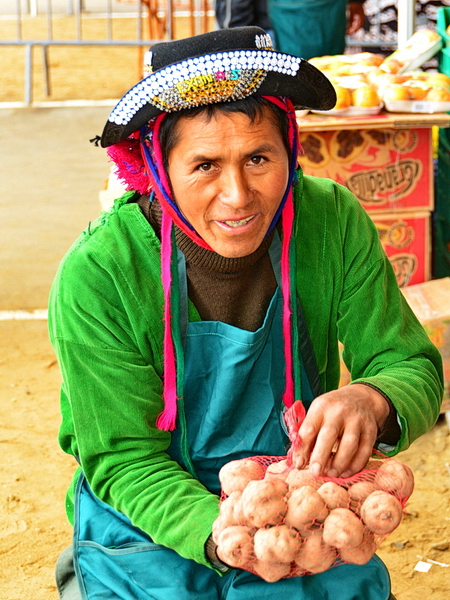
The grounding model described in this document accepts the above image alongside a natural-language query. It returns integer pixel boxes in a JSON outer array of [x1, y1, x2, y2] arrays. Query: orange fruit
[[425, 87, 450, 102], [383, 84, 411, 102], [351, 85, 381, 107], [333, 85, 352, 109]]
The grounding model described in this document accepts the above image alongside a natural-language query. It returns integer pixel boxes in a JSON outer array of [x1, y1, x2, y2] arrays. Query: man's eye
[[250, 156, 265, 165], [198, 163, 213, 171]]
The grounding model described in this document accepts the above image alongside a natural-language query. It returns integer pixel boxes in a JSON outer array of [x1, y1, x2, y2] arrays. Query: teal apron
[[72, 235, 391, 599], [267, 0, 348, 59]]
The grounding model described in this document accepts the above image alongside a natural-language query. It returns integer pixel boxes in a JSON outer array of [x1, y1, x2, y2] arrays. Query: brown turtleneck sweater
[[137, 195, 277, 332]]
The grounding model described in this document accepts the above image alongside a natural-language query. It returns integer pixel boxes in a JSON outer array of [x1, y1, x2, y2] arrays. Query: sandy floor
[[0, 12, 449, 600]]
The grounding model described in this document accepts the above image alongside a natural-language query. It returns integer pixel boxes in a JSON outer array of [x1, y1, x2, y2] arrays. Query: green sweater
[[48, 172, 443, 568]]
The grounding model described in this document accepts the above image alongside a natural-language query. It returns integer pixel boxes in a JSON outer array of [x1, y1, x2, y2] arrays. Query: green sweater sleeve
[[295, 175, 443, 454], [49, 199, 220, 568]]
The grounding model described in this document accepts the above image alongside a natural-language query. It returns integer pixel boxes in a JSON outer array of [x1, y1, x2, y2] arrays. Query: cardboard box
[[339, 277, 450, 413], [370, 212, 431, 288], [402, 278, 450, 413], [298, 127, 433, 213]]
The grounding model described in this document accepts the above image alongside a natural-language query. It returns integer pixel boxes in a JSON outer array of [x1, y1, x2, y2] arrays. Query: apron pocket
[[75, 540, 225, 600]]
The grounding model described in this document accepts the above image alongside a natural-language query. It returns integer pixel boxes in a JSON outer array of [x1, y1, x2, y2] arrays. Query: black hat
[[101, 26, 336, 147]]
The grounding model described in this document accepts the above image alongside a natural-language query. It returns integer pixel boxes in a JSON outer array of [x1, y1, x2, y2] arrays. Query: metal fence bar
[[16, 0, 23, 39], [46, 0, 53, 39], [398, 0, 415, 47], [24, 43, 32, 105], [42, 44, 51, 95]]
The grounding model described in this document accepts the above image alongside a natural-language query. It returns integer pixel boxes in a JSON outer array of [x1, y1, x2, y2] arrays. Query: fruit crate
[[437, 6, 450, 48], [432, 128, 450, 278]]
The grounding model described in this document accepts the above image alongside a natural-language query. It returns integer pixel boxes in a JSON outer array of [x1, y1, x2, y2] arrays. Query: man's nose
[[219, 168, 252, 208]]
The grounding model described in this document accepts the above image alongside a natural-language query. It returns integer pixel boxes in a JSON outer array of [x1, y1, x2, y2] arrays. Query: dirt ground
[[0, 12, 449, 600]]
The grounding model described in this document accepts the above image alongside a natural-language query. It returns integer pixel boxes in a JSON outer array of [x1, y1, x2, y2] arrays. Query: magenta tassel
[[281, 190, 295, 410], [156, 210, 178, 431]]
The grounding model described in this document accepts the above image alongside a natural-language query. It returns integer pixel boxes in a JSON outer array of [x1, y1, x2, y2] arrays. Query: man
[[267, 0, 366, 59], [50, 27, 442, 600]]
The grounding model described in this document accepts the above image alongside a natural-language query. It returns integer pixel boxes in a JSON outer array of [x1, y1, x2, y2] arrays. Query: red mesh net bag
[[213, 402, 414, 582]]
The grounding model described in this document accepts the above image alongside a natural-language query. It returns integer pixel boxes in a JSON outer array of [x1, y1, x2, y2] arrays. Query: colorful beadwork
[[108, 50, 302, 126]]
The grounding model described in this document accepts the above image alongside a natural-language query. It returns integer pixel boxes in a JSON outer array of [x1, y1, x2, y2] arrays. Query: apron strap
[[177, 231, 322, 405], [296, 297, 322, 403], [270, 232, 322, 405]]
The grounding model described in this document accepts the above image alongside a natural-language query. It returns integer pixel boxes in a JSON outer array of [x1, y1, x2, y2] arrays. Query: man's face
[[166, 107, 290, 258]]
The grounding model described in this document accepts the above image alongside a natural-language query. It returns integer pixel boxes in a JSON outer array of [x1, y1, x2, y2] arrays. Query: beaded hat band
[[100, 26, 336, 147]]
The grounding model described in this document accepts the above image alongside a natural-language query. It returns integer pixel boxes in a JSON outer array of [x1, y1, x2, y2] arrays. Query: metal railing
[[2, 0, 437, 106], [0, 0, 213, 105]]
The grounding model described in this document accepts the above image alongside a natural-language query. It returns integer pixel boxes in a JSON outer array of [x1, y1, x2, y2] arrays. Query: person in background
[[50, 26, 442, 600], [215, 0, 273, 33], [266, 0, 366, 59]]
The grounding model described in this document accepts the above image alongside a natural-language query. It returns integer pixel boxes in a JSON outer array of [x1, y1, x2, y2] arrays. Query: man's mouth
[[221, 215, 255, 228]]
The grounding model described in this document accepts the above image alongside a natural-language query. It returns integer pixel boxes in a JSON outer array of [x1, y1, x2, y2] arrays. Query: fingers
[[328, 426, 377, 478], [294, 387, 382, 478]]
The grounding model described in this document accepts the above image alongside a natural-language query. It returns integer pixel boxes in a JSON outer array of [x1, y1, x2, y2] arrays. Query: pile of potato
[[213, 457, 414, 582]]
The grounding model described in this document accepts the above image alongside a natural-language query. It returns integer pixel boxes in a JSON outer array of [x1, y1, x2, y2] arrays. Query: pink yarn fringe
[[156, 211, 178, 431], [106, 139, 149, 195], [281, 191, 295, 410]]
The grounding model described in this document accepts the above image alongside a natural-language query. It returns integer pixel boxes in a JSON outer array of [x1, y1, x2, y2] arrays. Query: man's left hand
[[292, 384, 390, 478]]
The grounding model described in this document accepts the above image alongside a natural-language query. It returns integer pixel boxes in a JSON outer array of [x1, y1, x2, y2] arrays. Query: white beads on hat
[[109, 50, 302, 126]]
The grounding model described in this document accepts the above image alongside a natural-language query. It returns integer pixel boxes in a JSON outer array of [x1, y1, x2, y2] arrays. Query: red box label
[[371, 212, 430, 287], [298, 128, 432, 212]]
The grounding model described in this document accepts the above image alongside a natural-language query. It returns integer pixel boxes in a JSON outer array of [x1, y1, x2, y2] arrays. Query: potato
[[285, 488, 329, 529], [252, 559, 292, 582], [265, 459, 290, 481], [212, 515, 226, 544], [348, 481, 378, 513], [294, 531, 337, 574], [219, 459, 264, 496], [286, 469, 321, 491], [360, 490, 403, 535], [219, 491, 240, 521], [217, 525, 255, 569], [318, 482, 349, 510], [288, 484, 317, 504], [339, 529, 377, 565], [232, 492, 247, 525], [374, 461, 414, 500], [322, 508, 364, 549], [241, 480, 288, 528], [268, 477, 289, 498], [253, 524, 301, 563], [213, 490, 252, 542]]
